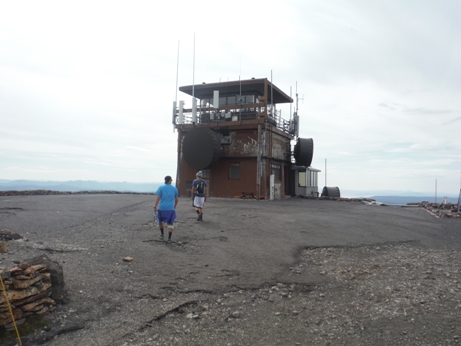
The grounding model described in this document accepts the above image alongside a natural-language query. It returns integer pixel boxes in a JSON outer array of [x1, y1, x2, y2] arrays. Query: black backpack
[[196, 179, 205, 195]]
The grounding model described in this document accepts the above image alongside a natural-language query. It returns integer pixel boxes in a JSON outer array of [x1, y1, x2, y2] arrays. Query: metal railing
[[176, 104, 296, 135]]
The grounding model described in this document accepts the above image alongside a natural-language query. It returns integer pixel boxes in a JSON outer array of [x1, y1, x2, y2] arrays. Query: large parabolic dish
[[294, 137, 314, 167], [182, 128, 221, 170]]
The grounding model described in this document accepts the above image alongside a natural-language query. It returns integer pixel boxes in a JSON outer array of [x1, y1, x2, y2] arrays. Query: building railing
[[175, 103, 298, 136]]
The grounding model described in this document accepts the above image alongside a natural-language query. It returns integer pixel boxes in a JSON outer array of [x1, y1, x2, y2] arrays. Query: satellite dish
[[182, 128, 221, 170], [294, 138, 314, 167]]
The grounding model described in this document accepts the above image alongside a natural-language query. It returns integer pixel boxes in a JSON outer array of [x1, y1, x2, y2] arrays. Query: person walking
[[191, 171, 208, 221], [154, 175, 179, 243]]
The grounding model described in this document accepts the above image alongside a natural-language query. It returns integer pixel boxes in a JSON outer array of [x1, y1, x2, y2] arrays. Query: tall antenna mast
[[172, 40, 180, 130], [271, 70, 274, 118], [191, 34, 197, 124], [239, 59, 242, 120], [192, 33, 195, 98], [175, 40, 180, 104], [295, 81, 298, 114]]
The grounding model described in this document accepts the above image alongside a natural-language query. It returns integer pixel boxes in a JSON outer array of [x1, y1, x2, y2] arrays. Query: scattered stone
[[231, 311, 241, 318]]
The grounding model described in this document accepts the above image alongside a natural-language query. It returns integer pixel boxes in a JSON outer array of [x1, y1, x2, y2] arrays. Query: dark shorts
[[157, 210, 177, 225]]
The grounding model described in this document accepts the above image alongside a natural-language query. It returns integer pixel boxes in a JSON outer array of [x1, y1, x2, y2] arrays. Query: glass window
[[305, 171, 318, 187], [229, 163, 240, 179], [245, 95, 255, 103], [298, 171, 306, 187], [271, 164, 281, 181], [201, 169, 210, 179]]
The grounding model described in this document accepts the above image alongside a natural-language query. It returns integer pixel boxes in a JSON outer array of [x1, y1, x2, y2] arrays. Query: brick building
[[173, 78, 317, 199]]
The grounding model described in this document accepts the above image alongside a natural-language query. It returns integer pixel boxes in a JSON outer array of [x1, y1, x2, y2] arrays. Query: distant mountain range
[[369, 195, 459, 205], [0, 180, 162, 193], [0, 180, 459, 205], [341, 189, 460, 205]]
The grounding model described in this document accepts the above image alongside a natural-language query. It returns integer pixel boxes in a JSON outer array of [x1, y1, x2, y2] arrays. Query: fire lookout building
[[173, 78, 317, 199]]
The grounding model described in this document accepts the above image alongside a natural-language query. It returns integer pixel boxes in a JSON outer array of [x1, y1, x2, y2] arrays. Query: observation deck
[[173, 78, 299, 136]]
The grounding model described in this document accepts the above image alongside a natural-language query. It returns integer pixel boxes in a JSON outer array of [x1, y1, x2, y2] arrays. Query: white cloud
[[0, 0, 460, 194]]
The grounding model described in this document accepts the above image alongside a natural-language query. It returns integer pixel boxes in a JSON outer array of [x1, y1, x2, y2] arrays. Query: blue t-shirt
[[156, 184, 179, 211]]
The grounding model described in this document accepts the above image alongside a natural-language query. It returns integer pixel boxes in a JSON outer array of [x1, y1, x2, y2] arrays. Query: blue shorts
[[157, 210, 177, 226]]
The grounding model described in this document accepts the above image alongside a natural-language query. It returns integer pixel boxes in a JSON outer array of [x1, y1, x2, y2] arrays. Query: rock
[[28, 255, 64, 302], [231, 311, 241, 318]]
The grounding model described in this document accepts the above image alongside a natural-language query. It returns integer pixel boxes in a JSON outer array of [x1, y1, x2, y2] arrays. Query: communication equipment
[[178, 101, 184, 124], [221, 136, 231, 144], [213, 90, 219, 108]]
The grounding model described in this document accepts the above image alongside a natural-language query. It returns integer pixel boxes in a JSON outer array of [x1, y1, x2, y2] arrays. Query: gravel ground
[[0, 194, 460, 346]]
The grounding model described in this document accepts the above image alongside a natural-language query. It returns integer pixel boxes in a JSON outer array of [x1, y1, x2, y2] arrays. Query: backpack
[[195, 179, 206, 195]]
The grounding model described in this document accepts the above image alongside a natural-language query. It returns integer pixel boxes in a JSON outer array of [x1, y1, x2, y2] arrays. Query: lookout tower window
[[229, 163, 240, 179], [298, 171, 306, 187]]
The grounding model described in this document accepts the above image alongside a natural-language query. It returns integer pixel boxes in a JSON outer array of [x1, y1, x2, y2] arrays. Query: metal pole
[[175, 40, 179, 105], [174, 40, 180, 191], [458, 172, 461, 213], [325, 158, 327, 187], [257, 125, 261, 199], [192, 33, 195, 99]]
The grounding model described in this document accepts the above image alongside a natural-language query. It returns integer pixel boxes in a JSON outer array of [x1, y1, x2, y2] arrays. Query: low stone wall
[[295, 195, 460, 218], [408, 201, 461, 218], [0, 257, 64, 331]]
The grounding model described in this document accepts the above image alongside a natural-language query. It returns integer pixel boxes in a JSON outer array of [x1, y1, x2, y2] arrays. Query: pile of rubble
[[0, 255, 64, 331], [408, 201, 461, 218]]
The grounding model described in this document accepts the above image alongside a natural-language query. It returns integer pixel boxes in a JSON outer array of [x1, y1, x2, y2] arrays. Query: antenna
[[192, 33, 195, 98], [191, 33, 197, 123], [292, 81, 300, 137], [172, 40, 180, 128], [175, 40, 179, 104], [239, 60, 242, 120], [325, 158, 327, 187], [295, 81, 299, 114], [270, 70, 274, 120]]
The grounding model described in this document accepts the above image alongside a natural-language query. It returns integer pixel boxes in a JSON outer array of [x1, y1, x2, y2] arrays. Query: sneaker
[[166, 239, 172, 244], [159, 234, 164, 241]]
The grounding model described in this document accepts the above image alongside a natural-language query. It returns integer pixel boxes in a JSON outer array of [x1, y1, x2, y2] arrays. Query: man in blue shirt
[[154, 175, 179, 243]]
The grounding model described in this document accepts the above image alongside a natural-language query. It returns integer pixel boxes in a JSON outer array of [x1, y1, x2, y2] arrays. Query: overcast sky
[[1, 0, 460, 195]]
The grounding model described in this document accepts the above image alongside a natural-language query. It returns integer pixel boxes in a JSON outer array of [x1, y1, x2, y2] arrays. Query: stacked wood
[[0, 262, 56, 330]]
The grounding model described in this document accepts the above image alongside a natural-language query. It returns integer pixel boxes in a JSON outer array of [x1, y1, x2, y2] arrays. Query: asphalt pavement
[[1, 194, 459, 294]]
